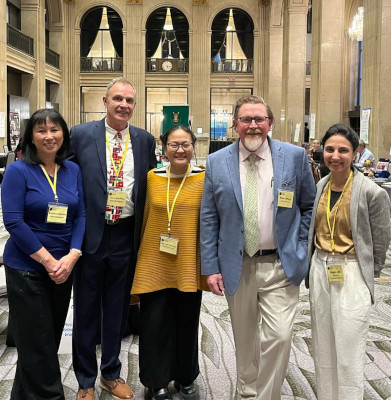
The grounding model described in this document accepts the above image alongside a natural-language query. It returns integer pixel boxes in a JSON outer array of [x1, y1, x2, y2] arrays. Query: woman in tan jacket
[[307, 123, 391, 400]]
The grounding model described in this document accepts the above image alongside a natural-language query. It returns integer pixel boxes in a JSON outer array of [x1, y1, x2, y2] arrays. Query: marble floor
[[0, 264, 390, 399]]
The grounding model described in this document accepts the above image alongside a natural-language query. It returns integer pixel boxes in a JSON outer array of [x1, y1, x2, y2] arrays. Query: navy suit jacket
[[200, 138, 316, 296], [70, 118, 156, 257]]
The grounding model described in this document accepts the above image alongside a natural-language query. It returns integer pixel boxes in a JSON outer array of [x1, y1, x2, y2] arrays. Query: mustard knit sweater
[[131, 168, 209, 295]]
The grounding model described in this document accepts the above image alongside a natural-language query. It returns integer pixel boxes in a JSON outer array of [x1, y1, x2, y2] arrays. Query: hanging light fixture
[[348, 7, 364, 41], [163, 8, 174, 31]]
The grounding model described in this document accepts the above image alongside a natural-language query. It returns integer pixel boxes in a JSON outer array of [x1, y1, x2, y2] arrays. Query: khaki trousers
[[309, 249, 371, 400], [226, 254, 300, 400]]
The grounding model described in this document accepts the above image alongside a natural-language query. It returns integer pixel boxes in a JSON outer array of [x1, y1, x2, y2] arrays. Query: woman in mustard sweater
[[132, 126, 208, 400]]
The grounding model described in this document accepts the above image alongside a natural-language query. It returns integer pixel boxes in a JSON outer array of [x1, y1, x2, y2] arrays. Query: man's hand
[[207, 273, 225, 296]]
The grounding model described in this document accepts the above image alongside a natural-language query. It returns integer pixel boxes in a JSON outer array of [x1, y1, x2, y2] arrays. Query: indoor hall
[[1, 1, 391, 399]]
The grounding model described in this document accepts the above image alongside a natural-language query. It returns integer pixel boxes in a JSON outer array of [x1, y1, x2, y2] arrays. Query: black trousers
[[139, 288, 202, 389], [72, 218, 135, 389], [5, 265, 72, 400]]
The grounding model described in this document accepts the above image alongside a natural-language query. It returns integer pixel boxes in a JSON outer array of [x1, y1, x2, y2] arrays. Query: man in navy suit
[[70, 77, 156, 400], [200, 95, 316, 399]]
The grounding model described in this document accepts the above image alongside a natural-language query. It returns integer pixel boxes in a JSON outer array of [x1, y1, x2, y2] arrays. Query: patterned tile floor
[[0, 264, 390, 399]]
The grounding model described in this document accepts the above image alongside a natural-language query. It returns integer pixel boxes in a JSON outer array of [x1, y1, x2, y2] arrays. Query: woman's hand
[[48, 250, 80, 285]]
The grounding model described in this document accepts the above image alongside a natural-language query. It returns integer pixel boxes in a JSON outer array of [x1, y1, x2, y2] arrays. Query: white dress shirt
[[105, 121, 135, 217]]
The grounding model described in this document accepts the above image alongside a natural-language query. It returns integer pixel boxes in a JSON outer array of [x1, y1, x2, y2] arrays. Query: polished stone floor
[[0, 267, 390, 399]]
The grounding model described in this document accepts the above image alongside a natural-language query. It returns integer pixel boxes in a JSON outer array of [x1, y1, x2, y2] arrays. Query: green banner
[[162, 105, 189, 134]]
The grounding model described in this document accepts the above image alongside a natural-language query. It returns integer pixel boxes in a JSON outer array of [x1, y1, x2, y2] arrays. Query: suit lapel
[[349, 170, 361, 238], [95, 119, 107, 181], [269, 139, 284, 216], [226, 141, 243, 213], [129, 125, 140, 202]]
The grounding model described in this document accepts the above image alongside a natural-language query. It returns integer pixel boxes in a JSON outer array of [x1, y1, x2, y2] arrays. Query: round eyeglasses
[[166, 142, 194, 151]]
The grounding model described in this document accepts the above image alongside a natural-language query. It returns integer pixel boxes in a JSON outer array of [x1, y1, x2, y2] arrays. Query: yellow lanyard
[[105, 132, 130, 187], [326, 170, 353, 254], [166, 164, 191, 235], [40, 164, 59, 202]]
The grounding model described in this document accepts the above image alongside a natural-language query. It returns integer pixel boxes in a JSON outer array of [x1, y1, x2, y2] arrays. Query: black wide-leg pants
[[139, 288, 202, 389], [5, 265, 72, 400]]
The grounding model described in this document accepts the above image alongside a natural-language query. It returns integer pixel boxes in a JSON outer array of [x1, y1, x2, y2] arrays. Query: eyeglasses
[[238, 116, 270, 125], [166, 142, 193, 151]]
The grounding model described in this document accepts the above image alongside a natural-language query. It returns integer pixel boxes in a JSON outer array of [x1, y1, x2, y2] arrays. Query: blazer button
[[240, 250, 243, 256], [100, 211, 105, 215], [241, 229, 244, 234]]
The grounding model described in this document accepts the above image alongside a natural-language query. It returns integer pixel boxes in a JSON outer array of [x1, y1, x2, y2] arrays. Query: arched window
[[211, 8, 254, 73], [80, 7, 123, 72], [146, 7, 189, 73]]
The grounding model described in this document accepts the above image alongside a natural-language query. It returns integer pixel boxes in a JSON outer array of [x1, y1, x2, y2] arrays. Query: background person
[[307, 123, 391, 399], [353, 139, 376, 168], [70, 77, 156, 400], [132, 126, 208, 400], [200, 95, 316, 399], [1, 108, 85, 399]]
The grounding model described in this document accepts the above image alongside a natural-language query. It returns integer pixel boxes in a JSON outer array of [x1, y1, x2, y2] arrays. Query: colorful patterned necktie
[[105, 131, 124, 222], [244, 153, 260, 256]]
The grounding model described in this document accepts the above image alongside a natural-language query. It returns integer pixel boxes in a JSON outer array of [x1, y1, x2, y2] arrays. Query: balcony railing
[[146, 58, 188, 73], [211, 59, 254, 74], [7, 24, 34, 57], [80, 57, 123, 72], [46, 47, 60, 69]]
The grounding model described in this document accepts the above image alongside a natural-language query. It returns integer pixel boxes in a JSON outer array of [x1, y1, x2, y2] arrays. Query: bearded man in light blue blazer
[[200, 95, 316, 400]]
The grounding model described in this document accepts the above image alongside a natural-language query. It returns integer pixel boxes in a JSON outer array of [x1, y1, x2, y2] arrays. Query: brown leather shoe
[[99, 376, 134, 400], [76, 388, 95, 400]]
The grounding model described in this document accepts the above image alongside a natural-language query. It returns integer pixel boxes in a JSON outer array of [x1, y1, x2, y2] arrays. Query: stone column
[[361, 0, 391, 159], [125, 2, 145, 128], [189, 4, 210, 137], [310, 0, 344, 139], [21, 0, 46, 112], [0, 2, 7, 148], [281, 0, 308, 143], [62, 0, 78, 126], [267, 25, 283, 138]]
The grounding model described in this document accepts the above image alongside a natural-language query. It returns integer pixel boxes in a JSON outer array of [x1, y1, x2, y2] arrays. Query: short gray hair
[[359, 139, 366, 148], [105, 77, 136, 98]]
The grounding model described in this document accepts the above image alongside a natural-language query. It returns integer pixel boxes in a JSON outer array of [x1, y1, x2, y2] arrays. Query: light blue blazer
[[200, 138, 316, 296]]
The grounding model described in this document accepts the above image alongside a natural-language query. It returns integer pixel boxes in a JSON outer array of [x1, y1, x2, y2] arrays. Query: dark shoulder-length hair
[[321, 123, 359, 152], [21, 108, 70, 166]]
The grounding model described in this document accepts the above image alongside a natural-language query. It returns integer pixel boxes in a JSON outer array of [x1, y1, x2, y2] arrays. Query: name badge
[[159, 234, 179, 255], [327, 264, 344, 282], [46, 202, 68, 224], [107, 188, 127, 207], [277, 190, 294, 208]]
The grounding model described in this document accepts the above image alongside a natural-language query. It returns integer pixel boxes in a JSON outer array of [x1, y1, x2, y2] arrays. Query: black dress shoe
[[173, 382, 198, 399], [145, 387, 172, 400]]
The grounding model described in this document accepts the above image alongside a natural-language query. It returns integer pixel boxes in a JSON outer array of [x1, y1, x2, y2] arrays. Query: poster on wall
[[360, 108, 371, 144], [310, 113, 316, 139], [9, 111, 20, 146]]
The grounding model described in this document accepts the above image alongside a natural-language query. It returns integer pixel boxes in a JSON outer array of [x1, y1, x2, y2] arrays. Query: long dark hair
[[21, 108, 70, 166]]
